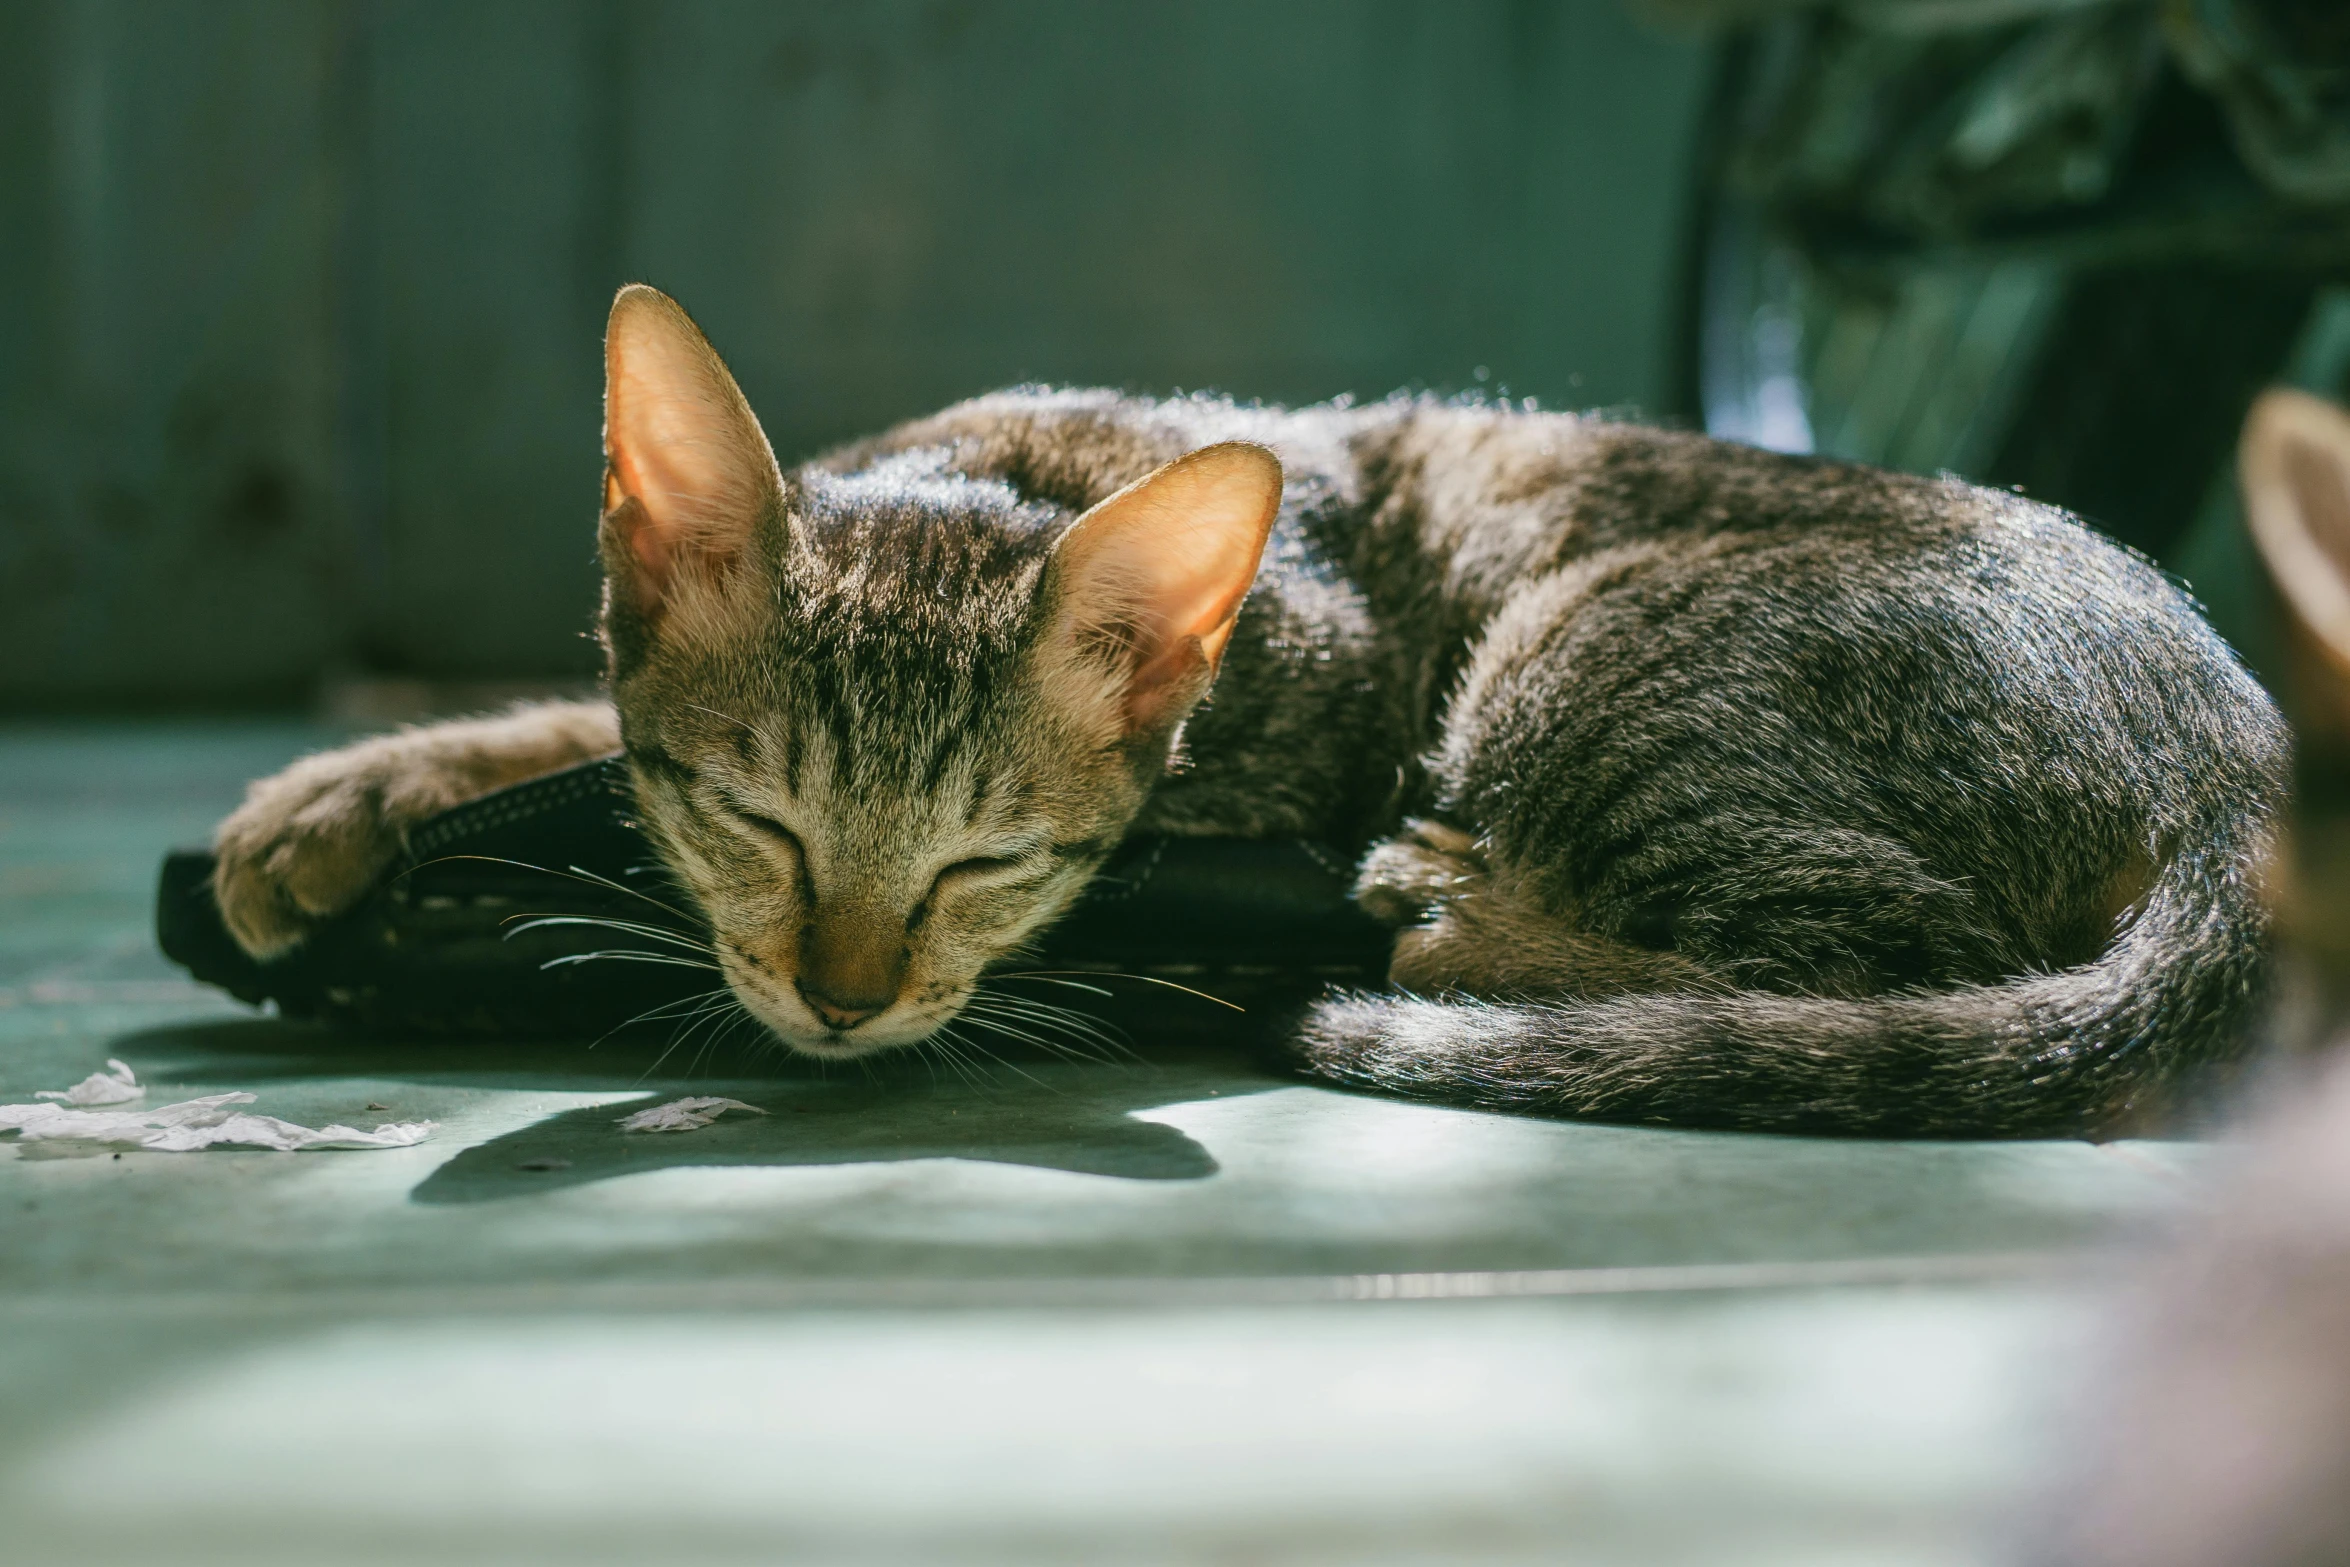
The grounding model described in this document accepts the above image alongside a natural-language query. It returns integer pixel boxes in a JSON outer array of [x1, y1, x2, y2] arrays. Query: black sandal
[[157, 754, 1390, 1040]]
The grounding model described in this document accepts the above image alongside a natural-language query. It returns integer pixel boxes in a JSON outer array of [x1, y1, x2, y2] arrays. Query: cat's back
[[831, 384, 2259, 728], [815, 384, 1384, 522], [1347, 401, 2100, 600], [863, 386, 2147, 604], [1371, 405, 2258, 707]]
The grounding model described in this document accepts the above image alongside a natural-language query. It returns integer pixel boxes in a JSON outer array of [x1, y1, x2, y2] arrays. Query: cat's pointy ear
[[2243, 388, 2350, 700], [1043, 442, 1282, 734], [600, 284, 784, 619]]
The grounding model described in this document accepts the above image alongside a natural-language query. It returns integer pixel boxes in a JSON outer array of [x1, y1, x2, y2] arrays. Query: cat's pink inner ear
[[601, 284, 784, 609], [1050, 442, 1283, 731]]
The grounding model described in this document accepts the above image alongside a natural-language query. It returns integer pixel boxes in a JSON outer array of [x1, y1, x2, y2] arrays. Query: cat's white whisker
[[962, 1013, 1125, 1069], [413, 853, 701, 924], [564, 861, 703, 923], [586, 982, 736, 1055], [993, 970, 1245, 1012], [972, 1002, 1126, 1055], [933, 1024, 1056, 1094], [965, 989, 1138, 1062], [989, 973, 1114, 998], [636, 988, 753, 1082], [955, 1002, 1124, 1070], [539, 949, 721, 972], [688, 1003, 757, 1080], [505, 913, 715, 957], [921, 1028, 995, 1094]]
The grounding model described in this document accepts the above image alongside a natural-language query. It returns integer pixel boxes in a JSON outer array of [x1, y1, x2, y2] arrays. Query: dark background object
[[0, 0, 1711, 711], [1671, 0, 2350, 676], [1981, 266, 2317, 559], [11, 0, 2349, 715]]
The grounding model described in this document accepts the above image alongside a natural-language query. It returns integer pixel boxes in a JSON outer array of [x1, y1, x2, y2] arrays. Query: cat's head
[[592, 285, 1279, 1057]]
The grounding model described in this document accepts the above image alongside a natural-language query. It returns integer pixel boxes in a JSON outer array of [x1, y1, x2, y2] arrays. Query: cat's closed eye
[[904, 857, 1023, 934], [932, 855, 1025, 890], [730, 807, 803, 852], [725, 807, 817, 899]]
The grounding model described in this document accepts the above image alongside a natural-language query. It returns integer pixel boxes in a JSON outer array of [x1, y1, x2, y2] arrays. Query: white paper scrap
[[35, 1058, 145, 1106], [0, 1089, 434, 1153], [616, 1097, 768, 1134]]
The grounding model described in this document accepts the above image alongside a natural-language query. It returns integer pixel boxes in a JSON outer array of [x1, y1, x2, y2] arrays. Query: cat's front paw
[[211, 746, 421, 959]]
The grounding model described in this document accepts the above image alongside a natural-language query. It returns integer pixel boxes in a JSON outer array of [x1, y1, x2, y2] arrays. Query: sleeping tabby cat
[[211, 285, 2284, 1136]]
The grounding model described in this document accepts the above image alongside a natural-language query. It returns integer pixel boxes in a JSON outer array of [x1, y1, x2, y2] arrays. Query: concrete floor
[[0, 725, 2204, 1565]]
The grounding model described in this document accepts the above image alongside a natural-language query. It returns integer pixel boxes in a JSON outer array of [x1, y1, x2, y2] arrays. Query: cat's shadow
[[418, 1074, 1224, 1202], [113, 1017, 1269, 1201]]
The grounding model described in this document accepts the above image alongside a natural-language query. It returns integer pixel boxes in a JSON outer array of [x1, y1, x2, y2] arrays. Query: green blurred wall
[[0, 0, 1710, 709]]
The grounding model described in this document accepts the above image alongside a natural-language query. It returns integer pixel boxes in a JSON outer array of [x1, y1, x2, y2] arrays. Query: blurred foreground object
[[2044, 386, 2350, 1566], [1667, 0, 2350, 563]]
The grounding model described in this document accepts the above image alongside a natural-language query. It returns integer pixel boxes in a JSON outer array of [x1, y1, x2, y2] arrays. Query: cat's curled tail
[[1293, 811, 2273, 1138]]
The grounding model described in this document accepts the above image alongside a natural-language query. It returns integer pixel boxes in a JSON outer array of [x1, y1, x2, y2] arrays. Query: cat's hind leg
[[1354, 823, 1717, 1000], [1351, 818, 1483, 926]]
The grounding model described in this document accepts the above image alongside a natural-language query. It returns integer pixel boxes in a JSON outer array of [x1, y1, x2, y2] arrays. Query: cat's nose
[[796, 913, 908, 1030], [795, 978, 890, 1031]]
